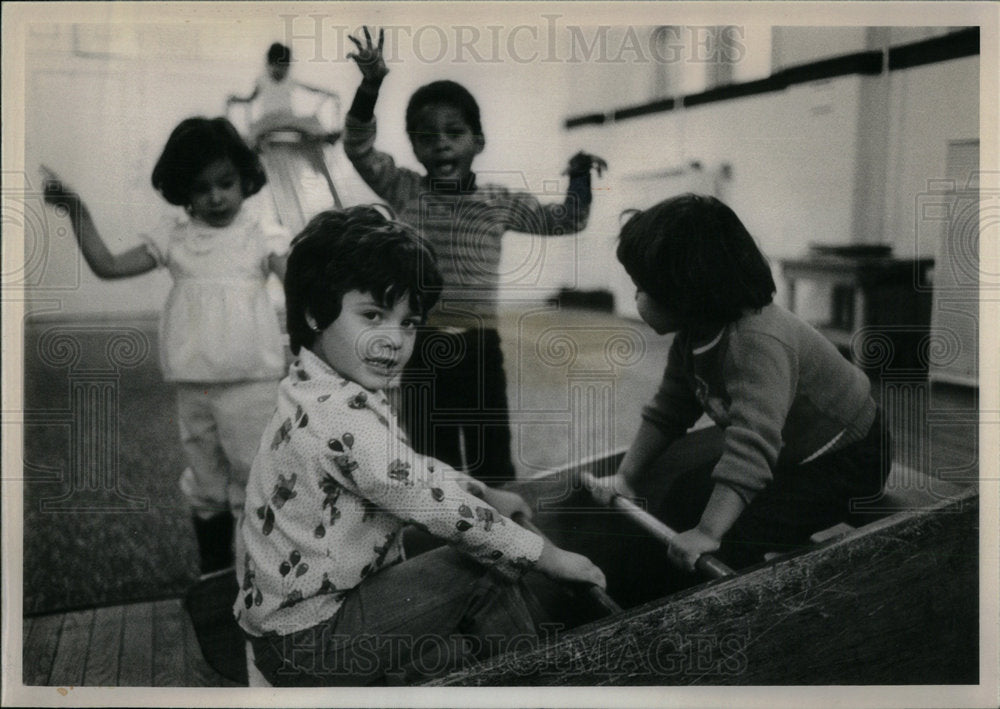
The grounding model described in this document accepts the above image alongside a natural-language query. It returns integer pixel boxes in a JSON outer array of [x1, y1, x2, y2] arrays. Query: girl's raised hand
[[347, 26, 388, 83], [40, 165, 77, 205], [565, 151, 608, 178]]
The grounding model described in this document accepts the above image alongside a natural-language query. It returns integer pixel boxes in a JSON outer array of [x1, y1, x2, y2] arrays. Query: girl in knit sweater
[[609, 194, 891, 570]]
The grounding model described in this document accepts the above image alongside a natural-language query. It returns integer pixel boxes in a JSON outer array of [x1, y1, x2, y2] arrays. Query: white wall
[[885, 56, 980, 260], [546, 34, 980, 318], [22, 9, 579, 318], [14, 7, 982, 324], [25, 21, 301, 316], [560, 75, 868, 316]]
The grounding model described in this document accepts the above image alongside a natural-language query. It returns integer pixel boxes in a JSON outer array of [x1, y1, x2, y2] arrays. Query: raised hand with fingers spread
[[347, 26, 389, 86]]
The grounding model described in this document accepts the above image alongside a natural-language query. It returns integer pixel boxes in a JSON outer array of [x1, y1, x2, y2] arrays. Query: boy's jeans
[[249, 546, 539, 686]]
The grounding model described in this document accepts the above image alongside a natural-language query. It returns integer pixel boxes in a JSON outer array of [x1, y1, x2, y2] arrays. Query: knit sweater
[[642, 303, 877, 503], [342, 115, 589, 322], [235, 348, 544, 637]]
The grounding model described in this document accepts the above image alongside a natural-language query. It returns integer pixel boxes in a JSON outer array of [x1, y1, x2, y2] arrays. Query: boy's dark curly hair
[[285, 206, 444, 354], [151, 117, 266, 207], [405, 80, 483, 138], [616, 193, 775, 325]]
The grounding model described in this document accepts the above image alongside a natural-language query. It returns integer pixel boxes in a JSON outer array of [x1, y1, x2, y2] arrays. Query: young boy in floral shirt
[[235, 206, 604, 686]]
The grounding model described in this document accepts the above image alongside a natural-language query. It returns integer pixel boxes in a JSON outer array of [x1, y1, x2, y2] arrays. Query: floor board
[[22, 613, 62, 686], [83, 605, 122, 686], [118, 601, 154, 686], [152, 600, 187, 687], [47, 609, 93, 687], [26, 598, 239, 688]]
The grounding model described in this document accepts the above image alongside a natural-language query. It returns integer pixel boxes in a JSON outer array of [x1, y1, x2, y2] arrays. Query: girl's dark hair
[[151, 117, 266, 206], [267, 42, 291, 65], [405, 80, 483, 138], [616, 193, 775, 325], [285, 206, 444, 354]]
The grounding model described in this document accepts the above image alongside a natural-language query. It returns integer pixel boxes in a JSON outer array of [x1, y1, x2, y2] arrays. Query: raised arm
[[505, 151, 607, 236], [346, 26, 389, 123], [227, 82, 260, 105], [561, 151, 607, 230], [297, 81, 339, 99], [41, 166, 156, 279], [342, 27, 422, 208]]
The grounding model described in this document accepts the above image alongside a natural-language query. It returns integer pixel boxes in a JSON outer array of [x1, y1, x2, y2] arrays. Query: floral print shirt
[[234, 348, 544, 637]]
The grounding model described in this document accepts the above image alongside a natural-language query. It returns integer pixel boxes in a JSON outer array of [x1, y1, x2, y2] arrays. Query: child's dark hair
[[285, 206, 444, 354], [617, 193, 775, 324], [151, 117, 267, 207], [267, 42, 291, 65], [405, 80, 483, 138]]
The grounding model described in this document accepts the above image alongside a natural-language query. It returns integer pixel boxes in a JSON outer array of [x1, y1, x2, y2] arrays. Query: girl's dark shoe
[[192, 512, 235, 575]]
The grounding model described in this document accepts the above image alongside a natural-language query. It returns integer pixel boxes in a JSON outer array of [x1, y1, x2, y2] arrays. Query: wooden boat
[[429, 427, 979, 686], [20, 428, 978, 690]]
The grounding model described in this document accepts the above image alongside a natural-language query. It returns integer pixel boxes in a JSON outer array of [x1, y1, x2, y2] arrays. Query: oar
[[578, 471, 736, 580], [511, 511, 623, 617]]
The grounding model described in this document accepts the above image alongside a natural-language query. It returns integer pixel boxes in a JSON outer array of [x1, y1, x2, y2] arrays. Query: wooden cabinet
[[781, 256, 934, 373]]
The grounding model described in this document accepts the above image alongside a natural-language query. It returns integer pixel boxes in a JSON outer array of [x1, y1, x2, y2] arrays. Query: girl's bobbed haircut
[[285, 206, 444, 354], [616, 193, 775, 325], [405, 80, 483, 138], [151, 117, 267, 207], [267, 42, 291, 65]]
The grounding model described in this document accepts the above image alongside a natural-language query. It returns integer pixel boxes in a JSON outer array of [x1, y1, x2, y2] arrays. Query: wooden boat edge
[[432, 456, 979, 686]]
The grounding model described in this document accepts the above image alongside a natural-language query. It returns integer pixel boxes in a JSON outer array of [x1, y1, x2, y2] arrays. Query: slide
[[257, 132, 342, 236]]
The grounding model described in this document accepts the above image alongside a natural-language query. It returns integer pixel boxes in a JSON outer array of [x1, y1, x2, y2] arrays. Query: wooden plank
[[83, 605, 123, 686], [152, 599, 187, 687], [118, 602, 153, 686], [48, 609, 95, 687], [22, 613, 62, 686], [431, 488, 978, 686]]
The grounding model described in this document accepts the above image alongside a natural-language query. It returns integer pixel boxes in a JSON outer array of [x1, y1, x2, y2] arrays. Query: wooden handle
[[511, 512, 623, 616], [579, 472, 736, 580]]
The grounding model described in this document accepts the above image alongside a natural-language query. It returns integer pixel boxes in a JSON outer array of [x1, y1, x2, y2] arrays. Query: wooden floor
[[21, 598, 239, 688]]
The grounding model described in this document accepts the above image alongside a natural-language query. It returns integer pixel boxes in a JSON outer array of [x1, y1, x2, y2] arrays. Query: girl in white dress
[[43, 117, 290, 574]]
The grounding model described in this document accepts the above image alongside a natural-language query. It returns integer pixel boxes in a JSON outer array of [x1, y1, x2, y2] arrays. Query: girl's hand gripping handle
[[580, 471, 736, 581]]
